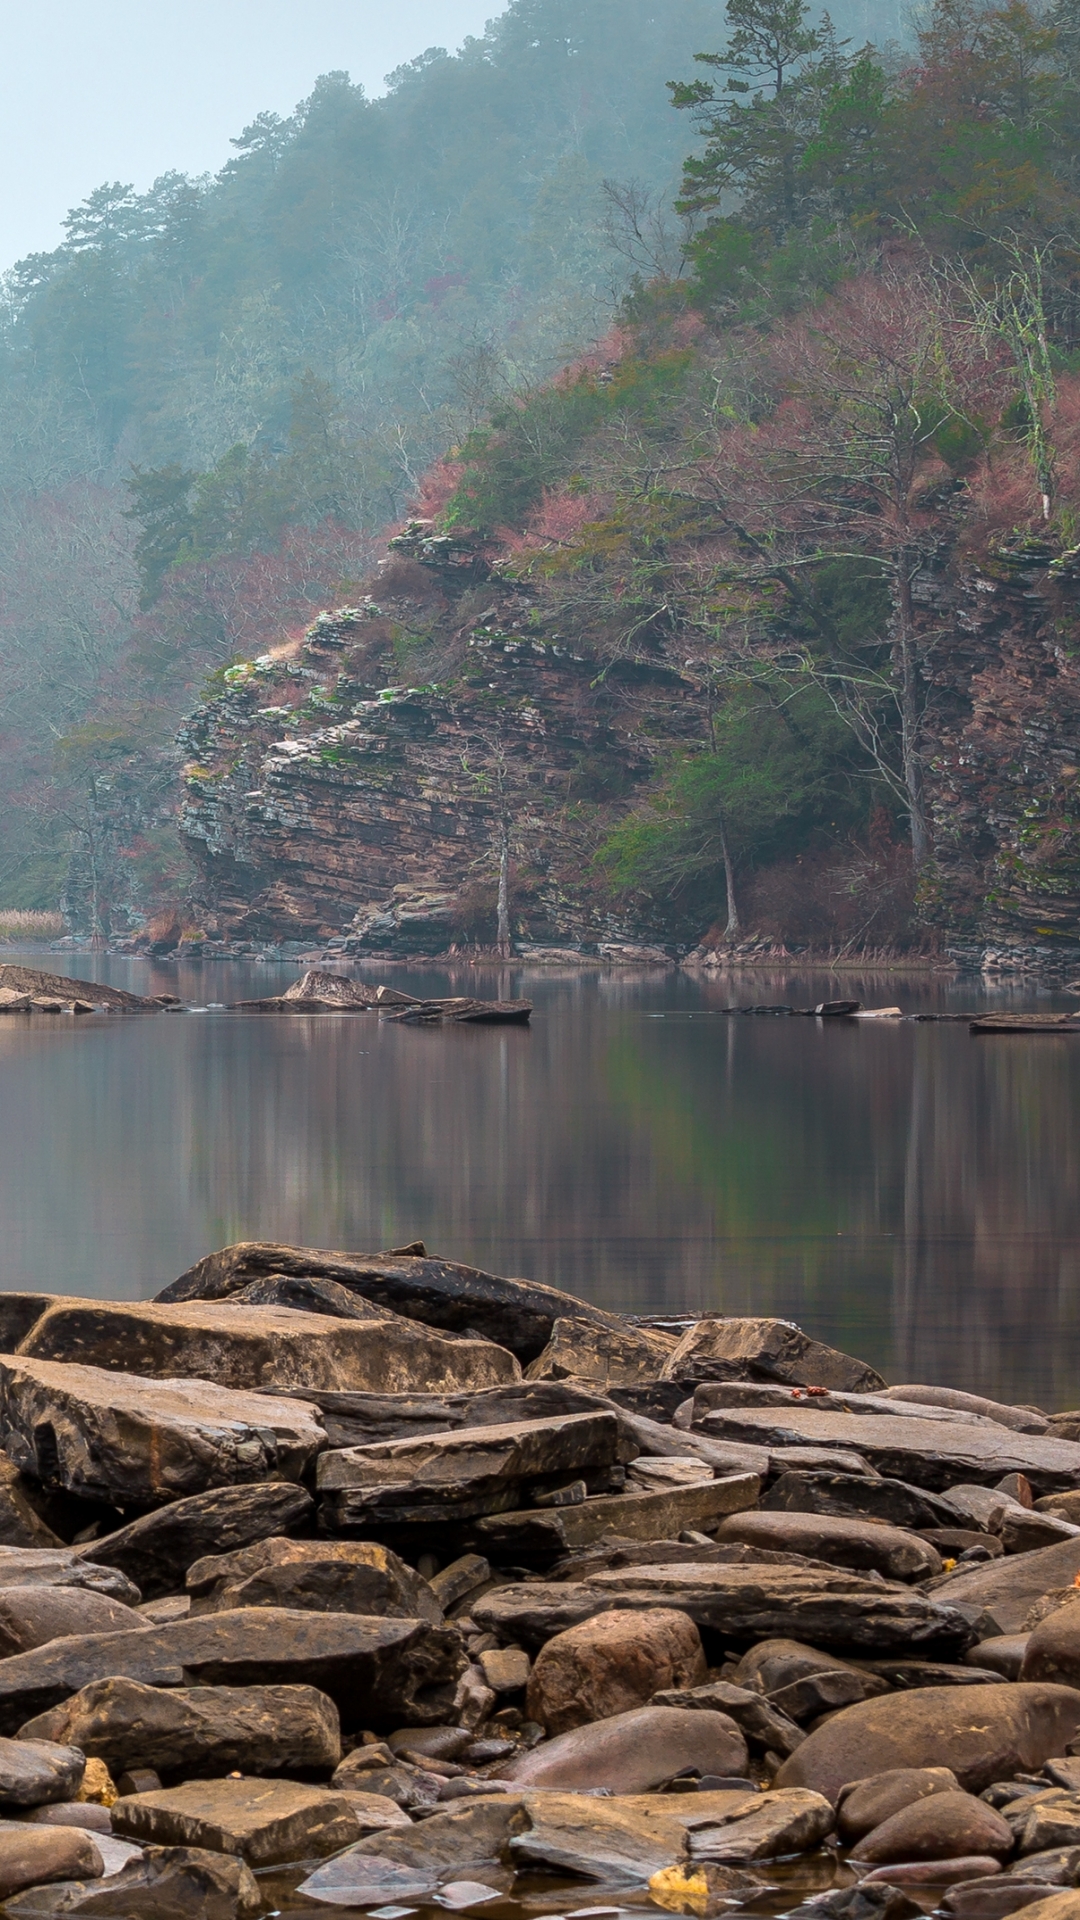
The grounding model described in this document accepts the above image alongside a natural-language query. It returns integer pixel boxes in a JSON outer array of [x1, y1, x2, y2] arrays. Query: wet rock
[[650, 1859, 773, 1916], [713, 1511, 941, 1581], [504, 1705, 748, 1792], [684, 1786, 835, 1861], [157, 1241, 634, 1365], [111, 1777, 361, 1864], [0, 1826, 102, 1901], [0, 1549, 138, 1607], [79, 1483, 314, 1601], [943, 1881, 1075, 1920], [185, 1537, 442, 1621], [0, 1358, 323, 1506], [20, 1677, 340, 1778], [473, 1472, 762, 1558], [692, 1406, 1080, 1496], [789, 1887, 921, 1920], [2, 1844, 262, 1919], [386, 1725, 472, 1760], [860, 1857, 1008, 1885], [853, 1791, 1014, 1864], [318, 1410, 626, 1528], [0, 1739, 85, 1807], [1021, 1604, 1080, 1687], [761, 1471, 961, 1532], [0, 1587, 144, 1656], [936, 1544, 1080, 1635], [880, 1388, 1050, 1436], [649, 1681, 805, 1757], [20, 1298, 519, 1395], [526, 1607, 706, 1734], [776, 1684, 1080, 1802], [297, 1793, 523, 1903], [661, 1319, 885, 1392], [525, 1317, 677, 1388], [837, 1768, 962, 1844], [510, 1789, 766, 1885], [0, 1606, 464, 1735]]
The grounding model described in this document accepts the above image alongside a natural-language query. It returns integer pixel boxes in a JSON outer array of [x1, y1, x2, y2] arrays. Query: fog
[[0, 0, 507, 271]]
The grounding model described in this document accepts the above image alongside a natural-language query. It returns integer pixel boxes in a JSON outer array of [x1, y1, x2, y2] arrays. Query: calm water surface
[[2, 953, 1079, 1409]]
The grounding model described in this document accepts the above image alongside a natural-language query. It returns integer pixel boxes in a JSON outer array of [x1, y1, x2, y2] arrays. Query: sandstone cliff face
[[177, 555, 700, 950]]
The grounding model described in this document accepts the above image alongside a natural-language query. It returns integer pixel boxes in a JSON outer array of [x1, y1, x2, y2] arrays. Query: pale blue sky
[[1, 1, 508, 271]]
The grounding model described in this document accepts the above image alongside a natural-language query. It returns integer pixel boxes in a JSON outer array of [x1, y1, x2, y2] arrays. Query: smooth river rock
[[0, 1738, 85, 1807], [690, 1407, 1080, 1495], [853, 1791, 1016, 1863], [0, 1827, 103, 1902], [776, 1684, 1080, 1801], [21, 1677, 341, 1777], [650, 1680, 806, 1757], [505, 1705, 749, 1792], [1020, 1603, 1080, 1686], [936, 1542, 1080, 1635], [318, 1410, 625, 1527], [156, 1241, 632, 1365], [0, 1358, 323, 1505], [713, 1510, 942, 1580], [111, 1777, 360, 1866], [20, 1298, 519, 1394], [526, 1607, 706, 1733], [0, 1606, 464, 1735], [836, 1768, 963, 1844], [79, 1482, 314, 1600], [185, 1537, 442, 1621], [660, 1318, 885, 1392]]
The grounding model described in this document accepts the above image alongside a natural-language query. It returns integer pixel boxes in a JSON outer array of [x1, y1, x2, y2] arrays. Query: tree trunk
[[896, 556, 930, 871], [720, 818, 740, 940], [496, 818, 511, 959]]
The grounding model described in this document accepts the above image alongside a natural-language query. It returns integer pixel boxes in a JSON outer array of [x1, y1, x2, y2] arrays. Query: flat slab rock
[[661, 1318, 885, 1392], [291, 1379, 614, 1449], [714, 1510, 942, 1581], [0, 1606, 464, 1736], [20, 1297, 519, 1394], [78, 1482, 315, 1601], [318, 1409, 624, 1526], [185, 1536, 443, 1620], [0, 1548, 137, 1607], [22, 1676, 341, 1778], [474, 1564, 973, 1651], [934, 1541, 1080, 1634], [111, 1776, 360, 1866], [0, 1357, 323, 1506], [695, 1405, 1080, 1494], [473, 1472, 762, 1559], [155, 1240, 635, 1364]]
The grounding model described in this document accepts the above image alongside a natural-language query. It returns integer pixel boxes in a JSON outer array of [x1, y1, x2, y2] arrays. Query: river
[[1, 954, 1078, 1410]]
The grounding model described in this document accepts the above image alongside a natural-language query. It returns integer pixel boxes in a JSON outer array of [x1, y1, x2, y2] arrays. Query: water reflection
[[0, 956, 1078, 1407]]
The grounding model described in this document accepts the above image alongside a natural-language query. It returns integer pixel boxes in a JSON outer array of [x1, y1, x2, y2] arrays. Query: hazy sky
[[0, 1, 509, 273]]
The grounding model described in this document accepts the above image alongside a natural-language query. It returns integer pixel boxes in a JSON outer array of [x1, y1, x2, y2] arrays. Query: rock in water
[[0, 1587, 144, 1656], [713, 1510, 942, 1580], [21, 1677, 341, 1778], [78, 1483, 314, 1600], [660, 1319, 885, 1392], [508, 1790, 752, 1885], [2, 1844, 262, 1919], [185, 1537, 443, 1620], [0, 1738, 86, 1807], [111, 1777, 360, 1865], [526, 1608, 707, 1733], [685, 1787, 835, 1862], [155, 1242, 642, 1364], [317, 1409, 626, 1528], [0, 1826, 103, 1901], [0, 1607, 464, 1735], [775, 1684, 1080, 1801], [0, 1358, 323, 1505], [504, 1705, 749, 1792], [20, 1299, 519, 1394]]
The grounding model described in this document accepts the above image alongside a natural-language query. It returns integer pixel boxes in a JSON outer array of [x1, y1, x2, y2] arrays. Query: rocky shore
[[0, 1255, 1077, 1916]]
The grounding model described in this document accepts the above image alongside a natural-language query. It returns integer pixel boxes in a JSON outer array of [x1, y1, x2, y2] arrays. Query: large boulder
[[0, 1607, 465, 1735], [937, 1543, 1080, 1636], [20, 1298, 519, 1395], [185, 1537, 442, 1621], [776, 1685, 1080, 1801], [852, 1791, 1015, 1863], [504, 1704, 748, 1792], [660, 1319, 885, 1392], [1021, 1604, 1080, 1687], [20, 1677, 340, 1778], [713, 1511, 941, 1581], [0, 1826, 102, 1901], [79, 1483, 314, 1600], [0, 1738, 85, 1807], [0, 1587, 144, 1656], [156, 1241, 635, 1365], [526, 1608, 706, 1733], [0, 1358, 323, 1506], [111, 1777, 359, 1866], [318, 1410, 626, 1528]]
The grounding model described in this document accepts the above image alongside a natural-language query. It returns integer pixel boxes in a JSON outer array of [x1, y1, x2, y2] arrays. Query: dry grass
[[0, 910, 63, 942]]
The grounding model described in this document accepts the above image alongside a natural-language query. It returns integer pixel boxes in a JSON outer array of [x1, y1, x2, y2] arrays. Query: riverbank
[[0, 1250, 1079, 1915]]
